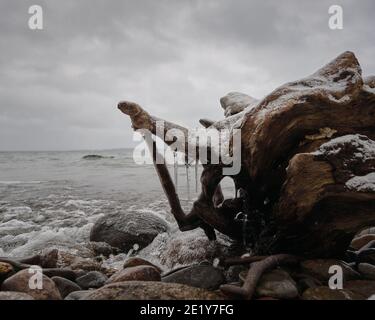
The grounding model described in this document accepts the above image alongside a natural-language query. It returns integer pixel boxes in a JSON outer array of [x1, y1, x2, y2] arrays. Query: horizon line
[[0, 146, 134, 153]]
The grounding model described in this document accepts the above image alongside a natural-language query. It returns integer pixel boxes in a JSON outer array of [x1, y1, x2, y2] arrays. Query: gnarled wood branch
[[220, 254, 299, 299], [118, 51, 375, 261]]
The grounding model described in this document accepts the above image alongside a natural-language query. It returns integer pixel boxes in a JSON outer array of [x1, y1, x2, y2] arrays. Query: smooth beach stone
[[300, 259, 360, 281], [358, 227, 375, 236], [70, 257, 103, 272], [350, 234, 375, 250], [359, 252, 375, 265], [239, 268, 299, 299], [52, 276, 82, 298], [256, 269, 299, 299], [220, 92, 258, 117], [84, 281, 225, 300], [224, 265, 248, 283], [90, 211, 168, 252], [358, 263, 375, 280], [345, 280, 375, 299], [64, 290, 92, 300], [74, 270, 86, 278], [139, 228, 234, 269], [123, 257, 162, 272], [0, 291, 35, 300], [42, 268, 77, 281], [106, 265, 161, 284], [87, 241, 120, 257], [0, 262, 15, 282], [162, 265, 225, 290], [76, 271, 108, 289], [1, 269, 61, 300], [39, 248, 59, 268], [296, 275, 322, 292], [16, 249, 58, 268], [302, 286, 363, 300]]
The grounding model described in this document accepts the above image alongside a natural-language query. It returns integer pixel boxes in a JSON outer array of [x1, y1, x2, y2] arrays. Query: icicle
[[173, 151, 178, 189], [195, 159, 199, 193], [186, 162, 191, 201], [234, 212, 248, 247], [242, 214, 248, 247]]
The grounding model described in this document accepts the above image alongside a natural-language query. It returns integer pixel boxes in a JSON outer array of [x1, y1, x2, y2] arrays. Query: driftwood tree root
[[220, 254, 299, 299], [118, 51, 375, 262]]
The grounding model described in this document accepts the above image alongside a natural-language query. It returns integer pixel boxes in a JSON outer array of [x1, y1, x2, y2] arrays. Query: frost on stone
[[220, 92, 258, 117], [314, 134, 375, 160], [138, 227, 233, 269], [313, 134, 375, 186], [346, 172, 375, 192], [363, 75, 375, 94], [246, 51, 363, 117]]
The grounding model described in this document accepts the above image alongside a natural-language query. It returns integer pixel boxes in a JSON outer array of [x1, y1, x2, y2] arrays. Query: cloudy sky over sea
[[0, 0, 374, 150]]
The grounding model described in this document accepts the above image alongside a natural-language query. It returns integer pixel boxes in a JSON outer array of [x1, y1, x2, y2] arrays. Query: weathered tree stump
[[118, 51, 375, 261]]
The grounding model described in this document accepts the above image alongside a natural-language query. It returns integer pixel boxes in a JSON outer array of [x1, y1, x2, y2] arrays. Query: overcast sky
[[0, 0, 374, 151]]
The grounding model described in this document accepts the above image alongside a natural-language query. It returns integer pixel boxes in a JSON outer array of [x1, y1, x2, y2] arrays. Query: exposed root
[[118, 52, 375, 258], [220, 254, 299, 300]]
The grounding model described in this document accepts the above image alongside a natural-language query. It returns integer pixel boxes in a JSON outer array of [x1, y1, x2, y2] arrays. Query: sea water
[[0, 149, 166, 256], [0, 149, 235, 263]]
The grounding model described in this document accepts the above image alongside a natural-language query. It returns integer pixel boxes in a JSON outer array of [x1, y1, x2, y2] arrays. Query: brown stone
[[0, 292, 35, 300], [162, 265, 224, 290], [0, 262, 14, 282], [123, 257, 162, 273], [345, 280, 375, 299], [107, 266, 161, 284], [85, 281, 225, 300], [76, 271, 108, 289], [90, 211, 168, 252], [351, 234, 375, 250], [52, 276, 82, 298], [300, 259, 360, 282], [40, 248, 59, 268], [302, 286, 363, 300], [254, 269, 299, 299], [358, 227, 375, 236], [358, 263, 375, 280], [1, 269, 62, 300], [70, 257, 103, 272]]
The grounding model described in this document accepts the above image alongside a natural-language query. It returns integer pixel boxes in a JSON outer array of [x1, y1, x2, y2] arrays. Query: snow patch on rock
[[220, 92, 258, 117], [346, 173, 375, 192], [313, 134, 375, 161]]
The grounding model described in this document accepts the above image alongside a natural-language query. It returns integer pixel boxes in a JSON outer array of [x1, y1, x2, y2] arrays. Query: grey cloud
[[0, 0, 374, 150]]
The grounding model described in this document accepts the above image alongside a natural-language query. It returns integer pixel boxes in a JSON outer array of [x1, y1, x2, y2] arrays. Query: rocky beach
[[1, 51, 375, 300], [1, 217, 375, 300]]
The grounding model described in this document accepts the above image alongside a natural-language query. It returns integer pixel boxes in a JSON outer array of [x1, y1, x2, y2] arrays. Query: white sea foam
[[0, 201, 107, 256], [8, 224, 94, 257], [0, 149, 182, 260]]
